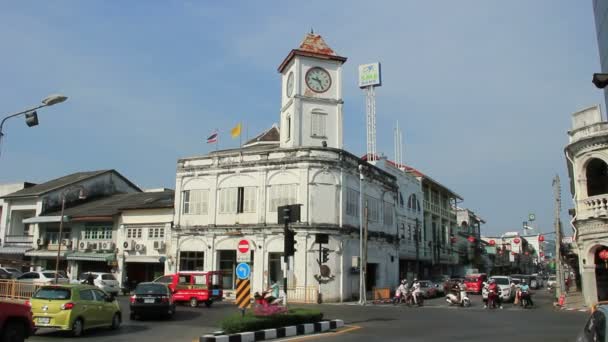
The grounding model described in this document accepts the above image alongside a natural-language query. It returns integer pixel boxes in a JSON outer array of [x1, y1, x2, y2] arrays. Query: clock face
[[286, 72, 294, 97], [305, 67, 331, 93]]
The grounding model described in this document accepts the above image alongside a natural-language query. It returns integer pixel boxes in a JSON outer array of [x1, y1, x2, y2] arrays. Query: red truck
[[153, 271, 223, 308], [0, 300, 35, 341]]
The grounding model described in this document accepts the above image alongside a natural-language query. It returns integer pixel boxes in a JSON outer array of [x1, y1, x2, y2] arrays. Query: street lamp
[[54, 185, 86, 284], [0, 94, 68, 160]]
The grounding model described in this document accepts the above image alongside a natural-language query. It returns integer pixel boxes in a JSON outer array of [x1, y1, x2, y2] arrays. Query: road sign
[[238, 239, 250, 254], [236, 279, 251, 309], [236, 262, 251, 280], [237, 252, 251, 263]]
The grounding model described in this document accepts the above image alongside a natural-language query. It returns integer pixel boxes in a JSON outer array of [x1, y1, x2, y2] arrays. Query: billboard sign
[[358, 63, 382, 88]]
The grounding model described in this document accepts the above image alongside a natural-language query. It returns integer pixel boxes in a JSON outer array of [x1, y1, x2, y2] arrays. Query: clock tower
[[278, 33, 347, 149]]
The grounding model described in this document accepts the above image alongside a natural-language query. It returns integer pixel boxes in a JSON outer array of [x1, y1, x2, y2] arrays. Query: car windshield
[[42, 272, 66, 279], [492, 277, 510, 285], [102, 274, 116, 281], [465, 276, 478, 282], [135, 284, 167, 295], [33, 287, 71, 300]]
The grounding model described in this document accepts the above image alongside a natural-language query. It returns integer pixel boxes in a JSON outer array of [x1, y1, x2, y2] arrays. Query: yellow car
[[27, 284, 121, 337]]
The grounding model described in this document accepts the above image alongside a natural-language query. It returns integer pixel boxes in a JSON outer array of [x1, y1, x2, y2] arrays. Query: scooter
[[520, 291, 533, 308], [486, 290, 499, 309], [404, 290, 424, 307], [446, 289, 471, 307]]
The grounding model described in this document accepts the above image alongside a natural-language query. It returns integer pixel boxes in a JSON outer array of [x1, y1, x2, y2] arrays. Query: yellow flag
[[231, 123, 242, 138]]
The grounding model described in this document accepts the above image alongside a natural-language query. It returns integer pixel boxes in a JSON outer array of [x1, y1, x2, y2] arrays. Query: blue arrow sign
[[236, 263, 251, 280]]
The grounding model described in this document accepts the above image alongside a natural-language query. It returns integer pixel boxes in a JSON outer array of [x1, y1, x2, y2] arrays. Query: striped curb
[[200, 319, 344, 342]]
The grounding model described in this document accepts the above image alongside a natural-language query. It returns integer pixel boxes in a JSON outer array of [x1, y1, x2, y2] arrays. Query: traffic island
[[199, 319, 344, 342]]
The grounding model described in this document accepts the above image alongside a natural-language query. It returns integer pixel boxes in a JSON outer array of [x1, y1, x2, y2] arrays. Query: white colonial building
[[169, 33, 464, 302], [565, 104, 608, 306]]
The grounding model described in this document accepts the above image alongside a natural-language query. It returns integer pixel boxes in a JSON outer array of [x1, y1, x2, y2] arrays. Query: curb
[[200, 319, 344, 342]]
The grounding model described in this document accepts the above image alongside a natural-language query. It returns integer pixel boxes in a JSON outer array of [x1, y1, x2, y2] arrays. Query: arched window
[[407, 194, 421, 212], [587, 158, 608, 196]]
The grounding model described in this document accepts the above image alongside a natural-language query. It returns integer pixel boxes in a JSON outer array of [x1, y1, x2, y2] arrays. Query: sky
[[0, 1, 603, 236]]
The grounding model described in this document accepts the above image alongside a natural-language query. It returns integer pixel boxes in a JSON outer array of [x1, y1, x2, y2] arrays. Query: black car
[[129, 282, 176, 320]]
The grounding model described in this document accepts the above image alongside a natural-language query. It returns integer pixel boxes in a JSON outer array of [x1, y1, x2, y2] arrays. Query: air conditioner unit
[[62, 239, 72, 248], [129, 240, 136, 251], [36, 238, 45, 246], [135, 243, 146, 252], [89, 242, 97, 250], [98, 243, 106, 251], [153, 241, 165, 250], [79, 241, 87, 250], [107, 242, 116, 251]]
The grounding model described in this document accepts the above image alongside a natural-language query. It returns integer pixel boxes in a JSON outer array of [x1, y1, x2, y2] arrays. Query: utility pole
[[553, 175, 565, 301], [415, 218, 420, 278]]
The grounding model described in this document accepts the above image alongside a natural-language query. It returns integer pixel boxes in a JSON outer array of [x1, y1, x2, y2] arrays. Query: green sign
[[358, 63, 382, 88]]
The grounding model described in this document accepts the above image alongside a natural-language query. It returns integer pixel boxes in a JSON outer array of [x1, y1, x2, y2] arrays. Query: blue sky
[[0, 1, 603, 236]]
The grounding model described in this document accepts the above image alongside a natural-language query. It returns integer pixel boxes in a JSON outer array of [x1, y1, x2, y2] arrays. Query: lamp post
[[55, 185, 86, 284], [358, 164, 366, 305], [0, 94, 68, 160]]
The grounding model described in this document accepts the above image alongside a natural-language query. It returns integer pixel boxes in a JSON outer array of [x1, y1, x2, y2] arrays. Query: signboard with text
[[358, 63, 382, 88]]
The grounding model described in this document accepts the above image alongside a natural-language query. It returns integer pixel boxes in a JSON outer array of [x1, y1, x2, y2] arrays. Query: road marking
[[276, 325, 362, 342]]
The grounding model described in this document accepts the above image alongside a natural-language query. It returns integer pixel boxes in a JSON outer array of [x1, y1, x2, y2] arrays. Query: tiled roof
[[298, 33, 336, 55], [2, 170, 141, 198], [42, 190, 174, 218], [243, 126, 280, 147]]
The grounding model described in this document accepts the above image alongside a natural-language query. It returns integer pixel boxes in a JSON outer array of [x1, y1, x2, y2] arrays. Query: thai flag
[[206, 131, 218, 143]]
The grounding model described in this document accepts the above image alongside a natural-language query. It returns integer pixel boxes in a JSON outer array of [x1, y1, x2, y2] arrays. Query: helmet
[[413, 278, 418, 282], [401, 279, 406, 285]]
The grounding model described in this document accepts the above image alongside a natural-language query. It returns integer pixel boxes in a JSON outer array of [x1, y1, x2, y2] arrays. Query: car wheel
[[1, 320, 25, 342], [204, 300, 213, 308], [189, 298, 199, 308], [111, 313, 121, 330], [71, 318, 84, 337]]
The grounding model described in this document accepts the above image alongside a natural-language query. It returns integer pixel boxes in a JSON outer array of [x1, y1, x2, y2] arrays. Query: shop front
[[66, 252, 115, 279], [124, 255, 166, 290]]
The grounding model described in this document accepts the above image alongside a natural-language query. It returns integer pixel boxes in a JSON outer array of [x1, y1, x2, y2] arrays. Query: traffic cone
[[558, 293, 566, 306]]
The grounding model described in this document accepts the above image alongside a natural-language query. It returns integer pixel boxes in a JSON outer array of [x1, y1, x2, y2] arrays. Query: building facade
[[565, 105, 608, 306], [594, 0, 608, 107]]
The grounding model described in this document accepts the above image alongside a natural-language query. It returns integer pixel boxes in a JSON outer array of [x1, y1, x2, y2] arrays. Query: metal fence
[[286, 286, 317, 303], [0, 280, 43, 301]]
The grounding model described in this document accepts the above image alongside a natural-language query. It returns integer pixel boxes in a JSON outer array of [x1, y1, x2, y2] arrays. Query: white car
[[16, 271, 70, 284], [0, 267, 22, 278], [482, 276, 514, 302], [78, 272, 120, 295], [547, 275, 557, 289]]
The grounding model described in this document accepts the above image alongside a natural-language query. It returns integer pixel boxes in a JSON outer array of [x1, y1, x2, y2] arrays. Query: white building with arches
[[565, 104, 608, 306]]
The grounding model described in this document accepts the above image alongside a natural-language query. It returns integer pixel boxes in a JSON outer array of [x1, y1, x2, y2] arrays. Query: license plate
[[144, 298, 155, 303], [212, 290, 219, 296], [38, 317, 50, 325]]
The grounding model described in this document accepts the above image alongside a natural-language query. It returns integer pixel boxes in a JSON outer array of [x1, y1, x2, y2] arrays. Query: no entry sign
[[238, 239, 249, 254]]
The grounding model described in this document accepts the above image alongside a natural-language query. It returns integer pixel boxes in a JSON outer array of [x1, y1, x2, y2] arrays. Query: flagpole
[[239, 122, 242, 149], [216, 129, 219, 151]]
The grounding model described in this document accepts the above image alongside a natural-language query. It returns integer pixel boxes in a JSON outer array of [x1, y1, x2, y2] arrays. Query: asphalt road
[[29, 290, 588, 342]]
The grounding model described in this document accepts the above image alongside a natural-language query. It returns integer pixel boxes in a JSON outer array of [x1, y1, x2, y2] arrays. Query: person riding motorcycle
[[393, 279, 408, 304], [485, 279, 503, 309], [412, 279, 423, 305], [520, 279, 533, 307]]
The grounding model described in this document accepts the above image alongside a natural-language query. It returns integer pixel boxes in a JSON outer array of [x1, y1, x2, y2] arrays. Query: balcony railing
[[424, 200, 456, 219], [4, 235, 33, 245], [579, 194, 608, 219]]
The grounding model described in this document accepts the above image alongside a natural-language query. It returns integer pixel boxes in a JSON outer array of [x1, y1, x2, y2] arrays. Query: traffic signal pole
[[283, 208, 290, 307]]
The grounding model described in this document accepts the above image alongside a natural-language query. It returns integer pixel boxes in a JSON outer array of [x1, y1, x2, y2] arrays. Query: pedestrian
[[86, 272, 95, 286], [565, 276, 570, 292]]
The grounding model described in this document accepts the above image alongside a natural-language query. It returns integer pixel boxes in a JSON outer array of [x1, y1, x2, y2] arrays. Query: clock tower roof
[[278, 32, 347, 73]]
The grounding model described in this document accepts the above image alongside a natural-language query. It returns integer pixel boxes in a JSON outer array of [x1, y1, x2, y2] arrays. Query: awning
[[125, 255, 164, 263], [67, 252, 115, 262], [25, 250, 69, 258], [22, 216, 65, 224], [0, 246, 32, 255]]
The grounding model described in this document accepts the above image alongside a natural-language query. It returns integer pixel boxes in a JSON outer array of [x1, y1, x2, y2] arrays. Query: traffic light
[[25, 111, 39, 127], [285, 227, 296, 257], [321, 247, 330, 263]]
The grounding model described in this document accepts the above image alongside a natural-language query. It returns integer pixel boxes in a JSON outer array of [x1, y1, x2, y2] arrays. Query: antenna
[[393, 121, 404, 169]]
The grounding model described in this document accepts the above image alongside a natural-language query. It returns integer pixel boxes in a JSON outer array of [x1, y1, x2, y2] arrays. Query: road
[[30, 290, 587, 342]]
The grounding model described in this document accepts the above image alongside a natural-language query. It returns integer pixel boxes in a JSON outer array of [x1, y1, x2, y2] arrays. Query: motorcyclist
[[520, 279, 533, 307], [412, 278, 423, 305], [486, 279, 503, 309], [393, 279, 408, 304]]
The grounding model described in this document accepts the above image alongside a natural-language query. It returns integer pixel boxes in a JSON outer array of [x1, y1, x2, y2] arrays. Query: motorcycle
[[404, 290, 424, 307], [446, 288, 471, 307], [486, 290, 499, 309], [520, 291, 533, 308]]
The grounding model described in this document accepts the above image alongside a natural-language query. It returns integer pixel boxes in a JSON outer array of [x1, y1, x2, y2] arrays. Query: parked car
[[27, 284, 121, 337], [418, 280, 439, 298], [529, 275, 541, 289], [0, 300, 35, 342], [0, 268, 14, 279], [532, 273, 544, 288], [153, 271, 223, 307], [0, 267, 23, 278], [464, 273, 487, 294], [576, 303, 608, 342], [484, 276, 514, 302], [547, 275, 557, 289], [17, 272, 70, 285], [129, 282, 176, 320], [77, 272, 120, 296]]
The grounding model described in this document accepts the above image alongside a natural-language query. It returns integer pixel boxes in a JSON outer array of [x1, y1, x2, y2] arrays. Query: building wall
[[594, 0, 608, 107]]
